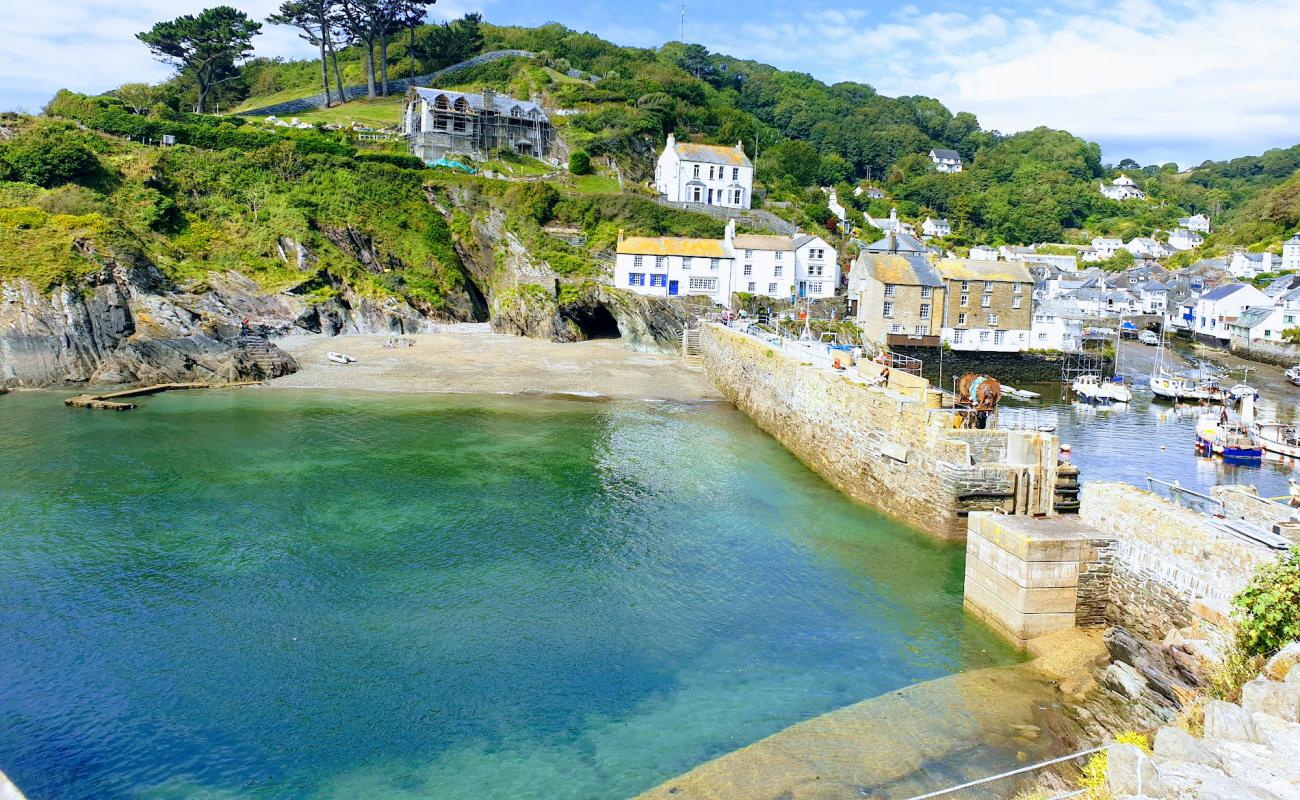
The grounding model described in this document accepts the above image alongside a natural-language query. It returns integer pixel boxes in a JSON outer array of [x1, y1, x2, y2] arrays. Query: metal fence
[[904, 746, 1104, 800]]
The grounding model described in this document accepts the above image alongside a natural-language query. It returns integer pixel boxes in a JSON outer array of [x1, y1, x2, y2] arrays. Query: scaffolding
[[1060, 347, 1109, 384]]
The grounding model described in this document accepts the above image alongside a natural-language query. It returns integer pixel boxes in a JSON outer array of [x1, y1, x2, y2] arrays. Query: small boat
[[1255, 421, 1300, 458], [1139, 330, 1160, 346], [1149, 371, 1225, 403], [326, 351, 356, 364], [1072, 374, 1112, 403], [1195, 413, 1262, 462], [1103, 376, 1133, 403], [1003, 386, 1041, 400], [1287, 365, 1300, 386], [1229, 383, 1258, 401]]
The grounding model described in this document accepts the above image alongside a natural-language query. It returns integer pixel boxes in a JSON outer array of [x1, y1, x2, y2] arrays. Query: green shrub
[[568, 149, 592, 175], [1232, 551, 1300, 657], [0, 207, 48, 228], [0, 121, 101, 187]]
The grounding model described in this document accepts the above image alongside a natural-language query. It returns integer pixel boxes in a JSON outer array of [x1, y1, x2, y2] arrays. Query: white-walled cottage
[[654, 133, 753, 209], [929, 149, 963, 173], [1091, 237, 1124, 259], [1282, 233, 1300, 271], [921, 217, 951, 237], [1191, 282, 1270, 342], [1178, 214, 1211, 233], [1229, 251, 1275, 279], [1168, 228, 1204, 251], [1100, 174, 1145, 201], [969, 245, 999, 260]]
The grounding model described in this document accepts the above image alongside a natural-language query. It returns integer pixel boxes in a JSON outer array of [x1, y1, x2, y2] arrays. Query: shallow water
[[1, 390, 1018, 800]]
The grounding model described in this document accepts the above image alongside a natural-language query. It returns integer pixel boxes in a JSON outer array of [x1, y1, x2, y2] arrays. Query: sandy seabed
[[269, 325, 720, 403]]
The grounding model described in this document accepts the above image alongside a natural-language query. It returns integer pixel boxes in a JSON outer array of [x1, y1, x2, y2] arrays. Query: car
[[1139, 329, 1160, 346]]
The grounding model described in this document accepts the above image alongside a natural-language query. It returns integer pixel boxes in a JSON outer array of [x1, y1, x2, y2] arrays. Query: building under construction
[[401, 87, 553, 162]]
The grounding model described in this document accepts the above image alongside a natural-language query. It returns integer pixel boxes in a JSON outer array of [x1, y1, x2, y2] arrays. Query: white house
[[1168, 228, 1204, 251], [614, 220, 837, 306], [1031, 302, 1083, 351], [826, 189, 847, 228], [1025, 253, 1079, 272], [1178, 214, 1211, 233], [1126, 237, 1173, 259], [1227, 306, 1288, 343], [969, 245, 999, 260], [929, 148, 963, 173], [1136, 281, 1170, 314], [1282, 233, 1300, 271], [654, 133, 753, 209], [1100, 174, 1146, 201], [1091, 237, 1124, 259], [921, 217, 951, 237], [1229, 251, 1275, 279], [866, 207, 914, 236], [1191, 282, 1270, 342]]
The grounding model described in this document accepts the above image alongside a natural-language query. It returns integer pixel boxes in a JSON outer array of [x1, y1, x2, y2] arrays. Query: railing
[[904, 746, 1105, 800], [1145, 477, 1291, 550]]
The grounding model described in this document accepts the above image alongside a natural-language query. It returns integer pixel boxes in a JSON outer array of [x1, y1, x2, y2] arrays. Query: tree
[[568, 150, 592, 175], [113, 83, 160, 114], [0, 122, 101, 187], [338, 0, 382, 98], [137, 6, 262, 114], [397, 0, 437, 79], [268, 1, 338, 107]]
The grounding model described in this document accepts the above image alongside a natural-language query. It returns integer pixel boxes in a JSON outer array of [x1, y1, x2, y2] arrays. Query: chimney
[[618, 228, 625, 245], [481, 87, 495, 111], [888, 232, 897, 252], [666, 132, 675, 149], [736, 139, 745, 154], [724, 218, 735, 247]]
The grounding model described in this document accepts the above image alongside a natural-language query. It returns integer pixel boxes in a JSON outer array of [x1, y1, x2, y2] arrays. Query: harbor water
[[1, 390, 1021, 800]]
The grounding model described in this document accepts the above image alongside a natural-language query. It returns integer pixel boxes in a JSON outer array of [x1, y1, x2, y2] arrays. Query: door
[[668, 280, 679, 296], [707, 189, 713, 204], [798, 281, 807, 298]]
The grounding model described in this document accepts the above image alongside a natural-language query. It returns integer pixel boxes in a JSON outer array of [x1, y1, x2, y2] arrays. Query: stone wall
[[1079, 481, 1283, 641], [700, 324, 1057, 539], [891, 346, 1112, 386], [1229, 336, 1300, 368]]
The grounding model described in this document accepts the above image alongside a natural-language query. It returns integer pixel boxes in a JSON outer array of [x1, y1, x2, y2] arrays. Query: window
[[884, 284, 896, 297], [688, 277, 717, 291], [1288, 315, 1297, 325], [811, 248, 825, 259], [914, 325, 927, 335], [807, 264, 821, 276], [1038, 332, 1047, 341], [979, 330, 990, 342], [981, 294, 991, 307], [655, 256, 666, 269], [810, 282, 823, 293], [733, 189, 742, 204], [682, 257, 691, 270], [988, 313, 999, 326], [710, 258, 720, 270], [743, 264, 753, 276], [693, 164, 700, 178], [883, 301, 894, 318], [775, 252, 783, 261], [960, 293, 969, 306], [774, 265, 783, 277], [650, 274, 666, 287], [768, 282, 778, 293], [732, 167, 739, 180], [953, 329, 965, 344], [1012, 296, 1022, 309], [747, 281, 756, 292], [920, 286, 932, 298], [957, 312, 966, 326], [1013, 283, 1023, 294], [994, 330, 1006, 345], [745, 249, 753, 258], [633, 255, 644, 268], [628, 273, 645, 286], [919, 303, 930, 319], [691, 186, 702, 202], [890, 324, 903, 333], [961, 280, 970, 291]]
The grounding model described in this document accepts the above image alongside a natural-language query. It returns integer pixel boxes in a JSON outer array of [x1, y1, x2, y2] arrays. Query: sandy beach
[[269, 325, 720, 402]]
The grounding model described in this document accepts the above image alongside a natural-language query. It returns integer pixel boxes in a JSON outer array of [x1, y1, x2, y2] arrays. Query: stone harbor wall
[[700, 323, 1059, 539], [1229, 336, 1300, 368], [891, 346, 1113, 387], [1079, 481, 1284, 641]]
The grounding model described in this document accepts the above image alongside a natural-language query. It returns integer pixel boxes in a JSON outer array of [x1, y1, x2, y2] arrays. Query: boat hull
[[1196, 435, 1262, 461]]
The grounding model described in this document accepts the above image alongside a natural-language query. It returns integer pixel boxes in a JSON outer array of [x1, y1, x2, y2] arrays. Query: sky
[[2, 0, 1298, 167]]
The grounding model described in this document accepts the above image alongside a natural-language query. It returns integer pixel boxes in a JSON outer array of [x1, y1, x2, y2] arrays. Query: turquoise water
[[0, 390, 1017, 799]]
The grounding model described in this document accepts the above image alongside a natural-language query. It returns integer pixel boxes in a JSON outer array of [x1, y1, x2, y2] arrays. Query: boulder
[[1153, 726, 1222, 769], [1241, 677, 1300, 723], [1106, 743, 1161, 797], [1263, 643, 1300, 682], [1101, 661, 1147, 699], [1203, 699, 1268, 744]]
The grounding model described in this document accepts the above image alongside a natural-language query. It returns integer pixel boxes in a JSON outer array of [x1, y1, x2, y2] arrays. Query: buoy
[[1060, 444, 1072, 453]]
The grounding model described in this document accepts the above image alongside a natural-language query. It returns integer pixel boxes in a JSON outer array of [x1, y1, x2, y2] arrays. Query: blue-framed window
[[628, 272, 645, 286], [649, 274, 667, 287]]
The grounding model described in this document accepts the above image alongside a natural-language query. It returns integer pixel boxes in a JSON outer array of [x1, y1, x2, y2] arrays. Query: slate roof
[[1233, 307, 1275, 328], [856, 253, 944, 287], [733, 234, 793, 252], [930, 148, 961, 161], [674, 141, 752, 167], [412, 87, 545, 117], [937, 259, 1033, 283], [863, 233, 928, 254], [1199, 283, 1250, 301], [1287, 233, 1300, 245]]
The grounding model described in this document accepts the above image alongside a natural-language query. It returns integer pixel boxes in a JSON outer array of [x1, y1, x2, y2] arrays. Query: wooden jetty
[[65, 381, 259, 410]]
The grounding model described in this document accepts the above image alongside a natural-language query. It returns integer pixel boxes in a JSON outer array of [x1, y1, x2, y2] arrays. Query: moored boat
[[1103, 376, 1133, 403], [1149, 371, 1225, 402], [1255, 422, 1300, 459], [326, 351, 356, 364], [1287, 365, 1300, 386], [1195, 413, 1263, 461], [1071, 374, 1110, 403]]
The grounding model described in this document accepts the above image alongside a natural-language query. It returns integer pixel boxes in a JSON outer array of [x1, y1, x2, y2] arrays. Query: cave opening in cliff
[[569, 304, 621, 340]]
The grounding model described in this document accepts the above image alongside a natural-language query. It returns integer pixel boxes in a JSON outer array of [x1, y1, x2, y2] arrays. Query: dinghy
[[326, 352, 356, 364]]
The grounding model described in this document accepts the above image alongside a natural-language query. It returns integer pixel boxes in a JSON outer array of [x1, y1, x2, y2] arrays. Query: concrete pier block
[[964, 512, 1109, 648]]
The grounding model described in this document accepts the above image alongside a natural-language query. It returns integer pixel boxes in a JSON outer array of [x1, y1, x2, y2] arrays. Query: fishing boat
[[1104, 376, 1133, 403], [1229, 383, 1259, 401], [1195, 394, 1262, 462], [326, 352, 357, 364], [1003, 386, 1042, 400], [1255, 422, 1300, 458], [1287, 365, 1300, 386], [1071, 374, 1110, 403]]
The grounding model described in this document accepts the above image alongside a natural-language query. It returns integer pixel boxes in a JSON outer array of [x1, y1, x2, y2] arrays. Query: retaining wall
[[1228, 337, 1300, 368], [700, 324, 1056, 539]]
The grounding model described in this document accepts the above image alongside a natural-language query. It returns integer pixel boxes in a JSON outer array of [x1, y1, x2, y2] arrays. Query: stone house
[[402, 87, 552, 162], [849, 252, 946, 347], [937, 260, 1035, 351], [655, 134, 753, 209]]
